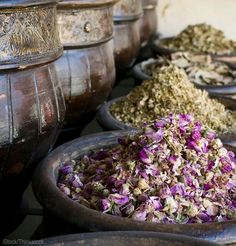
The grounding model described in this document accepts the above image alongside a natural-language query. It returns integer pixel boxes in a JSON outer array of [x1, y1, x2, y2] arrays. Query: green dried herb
[[111, 65, 236, 134], [159, 23, 236, 55], [143, 52, 236, 86]]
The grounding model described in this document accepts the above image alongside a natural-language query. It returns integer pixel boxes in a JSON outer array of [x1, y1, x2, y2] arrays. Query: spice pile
[[159, 23, 236, 55], [143, 52, 236, 86], [111, 65, 236, 133], [58, 114, 236, 224]]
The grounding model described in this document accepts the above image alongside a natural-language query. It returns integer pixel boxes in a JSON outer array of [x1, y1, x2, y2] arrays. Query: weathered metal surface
[[0, 2, 62, 69], [57, 5, 114, 47], [0, 62, 65, 210], [113, 0, 142, 72], [113, 0, 143, 20], [55, 40, 115, 126], [114, 20, 141, 72], [56, 0, 116, 127], [0, 0, 59, 8], [140, 0, 157, 44]]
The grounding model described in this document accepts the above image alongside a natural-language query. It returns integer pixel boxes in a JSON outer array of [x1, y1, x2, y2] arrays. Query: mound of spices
[[111, 65, 236, 134], [143, 52, 236, 86], [58, 114, 236, 224], [159, 23, 236, 55]]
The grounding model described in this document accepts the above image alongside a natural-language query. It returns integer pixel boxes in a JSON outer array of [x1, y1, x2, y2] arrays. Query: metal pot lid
[[58, 0, 119, 9], [0, 0, 59, 8]]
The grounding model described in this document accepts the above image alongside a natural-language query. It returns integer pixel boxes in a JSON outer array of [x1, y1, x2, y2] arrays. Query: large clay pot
[[33, 131, 236, 245], [140, 0, 158, 45], [55, 0, 117, 131], [0, 0, 65, 235], [113, 0, 143, 74]]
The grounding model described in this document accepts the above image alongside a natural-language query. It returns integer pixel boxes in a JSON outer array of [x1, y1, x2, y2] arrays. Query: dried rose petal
[[58, 113, 236, 224]]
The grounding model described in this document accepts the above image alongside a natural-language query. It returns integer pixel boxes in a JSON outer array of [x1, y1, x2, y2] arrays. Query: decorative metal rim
[[63, 36, 113, 49], [0, 47, 63, 70], [113, 13, 143, 22], [0, 0, 59, 8], [58, 0, 119, 9]]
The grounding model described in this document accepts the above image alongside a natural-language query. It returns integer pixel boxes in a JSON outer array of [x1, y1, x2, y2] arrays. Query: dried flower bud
[[138, 178, 149, 190]]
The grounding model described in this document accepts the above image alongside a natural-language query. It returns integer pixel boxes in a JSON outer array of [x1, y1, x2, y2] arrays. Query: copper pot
[[113, 0, 143, 73], [140, 0, 158, 45], [56, 0, 117, 128], [0, 0, 65, 214]]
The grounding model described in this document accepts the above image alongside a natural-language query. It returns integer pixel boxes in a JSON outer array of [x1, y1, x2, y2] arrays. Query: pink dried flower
[[58, 113, 236, 224]]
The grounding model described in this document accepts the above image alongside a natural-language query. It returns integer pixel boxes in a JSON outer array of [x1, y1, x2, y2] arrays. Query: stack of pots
[[113, 0, 143, 75], [0, 0, 65, 235], [55, 0, 117, 136], [140, 0, 158, 45]]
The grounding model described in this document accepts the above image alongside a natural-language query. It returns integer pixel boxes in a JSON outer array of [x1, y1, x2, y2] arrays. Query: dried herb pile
[[111, 65, 236, 133], [159, 23, 236, 55], [143, 52, 236, 86], [58, 114, 236, 224]]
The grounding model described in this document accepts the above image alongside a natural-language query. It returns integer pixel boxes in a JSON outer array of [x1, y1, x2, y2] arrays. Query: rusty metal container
[[0, 0, 65, 234], [140, 0, 158, 45], [55, 0, 117, 130], [113, 0, 143, 73]]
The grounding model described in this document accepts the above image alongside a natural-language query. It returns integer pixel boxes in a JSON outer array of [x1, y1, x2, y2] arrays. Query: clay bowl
[[36, 231, 219, 246], [33, 130, 236, 245], [131, 59, 236, 96], [96, 96, 236, 148], [152, 37, 236, 67]]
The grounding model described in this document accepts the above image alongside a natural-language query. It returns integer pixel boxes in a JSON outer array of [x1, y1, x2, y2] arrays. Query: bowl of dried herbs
[[33, 113, 236, 245], [97, 65, 236, 147], [152, 23, 236, 65], [132, 52, 236, 96]]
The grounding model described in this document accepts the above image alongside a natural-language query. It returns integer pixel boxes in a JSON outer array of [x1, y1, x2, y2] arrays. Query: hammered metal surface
[[0, 4, 62, 69], [55, 40, 115, 126], [113, 0, 142, 19], [57, 7, 113, 46], [0, 62, 65, 208], [114, 19, 141, 70], [140, 2, 157, 43]]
